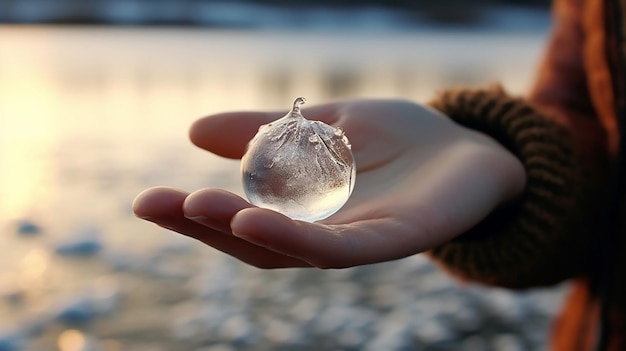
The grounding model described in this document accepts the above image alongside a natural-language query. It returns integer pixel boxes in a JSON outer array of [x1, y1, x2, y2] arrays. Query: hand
[[133, 99, 526, 269]]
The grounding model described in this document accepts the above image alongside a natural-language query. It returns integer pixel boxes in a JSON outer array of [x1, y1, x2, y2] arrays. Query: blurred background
[[0, 1, 568, 351]]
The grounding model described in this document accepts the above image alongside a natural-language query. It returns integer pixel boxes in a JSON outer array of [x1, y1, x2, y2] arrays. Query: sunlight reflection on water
[[0, 26, 545, 222]]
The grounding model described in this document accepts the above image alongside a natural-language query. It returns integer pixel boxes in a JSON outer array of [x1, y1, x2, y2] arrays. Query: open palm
[[133, 99, 525, 269]]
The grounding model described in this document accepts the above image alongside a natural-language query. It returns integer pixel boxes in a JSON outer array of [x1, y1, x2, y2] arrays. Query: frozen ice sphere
[[241, 97, 355, 222]]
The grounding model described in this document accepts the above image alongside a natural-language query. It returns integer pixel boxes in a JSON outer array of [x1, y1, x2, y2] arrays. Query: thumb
[[189, 102, 343, 159], [189, 111, 281, 159]]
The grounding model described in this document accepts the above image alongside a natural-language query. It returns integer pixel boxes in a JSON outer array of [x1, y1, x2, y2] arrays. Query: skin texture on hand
[[133, 99, 526, 269]]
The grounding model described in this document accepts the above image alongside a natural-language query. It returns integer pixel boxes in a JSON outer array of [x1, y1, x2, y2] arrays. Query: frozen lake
[[0, 26, 567, 351]]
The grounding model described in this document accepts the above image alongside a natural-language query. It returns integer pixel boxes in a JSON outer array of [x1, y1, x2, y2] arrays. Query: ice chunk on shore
[[54, 226, 103, 257]]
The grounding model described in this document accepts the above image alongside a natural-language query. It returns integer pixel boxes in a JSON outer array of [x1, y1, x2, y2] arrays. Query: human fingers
[[133, 187, 309, 268], [229, 207, 436, 269], [189, 102, 343, 159], [182, 188, 252, 233], [132, 186, 190, 220]]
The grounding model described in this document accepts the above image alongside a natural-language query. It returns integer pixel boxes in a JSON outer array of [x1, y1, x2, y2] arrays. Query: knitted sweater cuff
[[426, 86, 592, 289]]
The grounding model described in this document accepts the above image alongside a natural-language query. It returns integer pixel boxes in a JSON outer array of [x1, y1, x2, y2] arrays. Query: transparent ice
[[241, 97, 356, 222]]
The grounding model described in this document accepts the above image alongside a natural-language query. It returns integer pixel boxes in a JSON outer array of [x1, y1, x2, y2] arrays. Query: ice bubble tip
[[288, 97, 306, 116]]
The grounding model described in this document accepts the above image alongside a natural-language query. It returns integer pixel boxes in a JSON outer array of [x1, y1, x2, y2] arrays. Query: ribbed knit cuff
[[426, 86, 593, 289]]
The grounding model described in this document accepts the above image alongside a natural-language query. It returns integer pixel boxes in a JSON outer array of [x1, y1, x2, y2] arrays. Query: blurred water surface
[[0, 26, 566, 351]]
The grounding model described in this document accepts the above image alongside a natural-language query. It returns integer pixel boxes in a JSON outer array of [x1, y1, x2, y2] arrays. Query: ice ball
[[241, 97, 355, 222]]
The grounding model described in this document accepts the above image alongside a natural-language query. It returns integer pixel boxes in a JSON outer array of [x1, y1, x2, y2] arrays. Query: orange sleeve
[[425, 0, 610, 289], [529, 0, 611, 158]]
